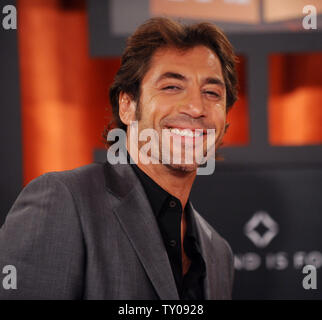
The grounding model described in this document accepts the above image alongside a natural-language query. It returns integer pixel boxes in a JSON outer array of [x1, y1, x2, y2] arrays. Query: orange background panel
[[150, 0, 260, 24], [18, 0, 120, 185], [269, 53, 322, 146]]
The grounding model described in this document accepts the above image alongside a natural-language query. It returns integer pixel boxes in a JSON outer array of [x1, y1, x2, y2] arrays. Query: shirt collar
[[131, 160, 200, 243], [127, 152, 185, 217], [131, 161, 170, 217]]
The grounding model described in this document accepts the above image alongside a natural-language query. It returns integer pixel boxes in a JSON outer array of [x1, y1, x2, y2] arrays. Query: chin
[[165, 163, 198, 173]]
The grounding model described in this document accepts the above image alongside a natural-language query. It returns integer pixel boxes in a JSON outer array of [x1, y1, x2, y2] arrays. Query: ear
[[224, 122, 230, 133], [119, 92, 136, 126]]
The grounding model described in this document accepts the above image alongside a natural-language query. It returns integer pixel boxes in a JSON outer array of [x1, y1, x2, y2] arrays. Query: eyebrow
[[155, 72, 225, 88], [203, 77, 225, 88], [155, 72, 187, 83]]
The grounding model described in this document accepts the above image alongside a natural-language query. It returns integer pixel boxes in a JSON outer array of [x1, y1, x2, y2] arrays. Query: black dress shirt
[[130, 161, 206, 300]]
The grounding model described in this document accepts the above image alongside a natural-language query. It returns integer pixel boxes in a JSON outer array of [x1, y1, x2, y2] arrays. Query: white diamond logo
[[244, 211, 279, 248]]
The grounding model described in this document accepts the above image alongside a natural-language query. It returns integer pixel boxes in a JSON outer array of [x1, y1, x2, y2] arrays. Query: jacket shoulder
[[0, 164, 91, 299], [47, 162, 106, 185]]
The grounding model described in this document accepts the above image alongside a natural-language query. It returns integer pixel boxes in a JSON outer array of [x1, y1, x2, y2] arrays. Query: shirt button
[[169, 200, 176, 208], [169, 240, 177, 247]]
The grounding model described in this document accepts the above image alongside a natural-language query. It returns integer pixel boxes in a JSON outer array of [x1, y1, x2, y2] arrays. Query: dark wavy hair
[[103, 17, 238, 146]]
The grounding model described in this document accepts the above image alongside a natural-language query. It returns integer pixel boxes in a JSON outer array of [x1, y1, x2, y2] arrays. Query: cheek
[[137, 99, 161, 133], [141, 94, 173, 126], [139, 93, 156, 119], [211, 104, 226, 129]]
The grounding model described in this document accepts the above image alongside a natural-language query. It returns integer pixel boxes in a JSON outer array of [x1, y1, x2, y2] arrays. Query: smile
[[168, 128, 205, 137]]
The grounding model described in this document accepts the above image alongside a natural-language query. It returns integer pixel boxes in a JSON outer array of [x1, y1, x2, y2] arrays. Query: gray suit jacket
[[0, 161, 234, 299]]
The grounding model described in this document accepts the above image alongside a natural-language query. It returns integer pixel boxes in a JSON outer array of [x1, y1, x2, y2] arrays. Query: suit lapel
[[103, 161, 179, 300], [188, 203, 220, 300]]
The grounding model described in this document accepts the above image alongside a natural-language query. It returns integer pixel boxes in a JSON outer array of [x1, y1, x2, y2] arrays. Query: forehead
[[143, 45, 224, 83]]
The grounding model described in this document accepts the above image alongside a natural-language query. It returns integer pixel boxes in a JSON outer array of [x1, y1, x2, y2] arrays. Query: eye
[[162, 85, 181, 91], [203, 90, 221, 98]]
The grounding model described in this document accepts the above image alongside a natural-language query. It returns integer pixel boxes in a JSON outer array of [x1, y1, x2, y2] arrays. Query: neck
[[128, 148, 196, 209]]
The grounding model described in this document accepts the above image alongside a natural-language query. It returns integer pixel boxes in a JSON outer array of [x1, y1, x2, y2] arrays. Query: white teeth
[[169, 128, 203, 137]]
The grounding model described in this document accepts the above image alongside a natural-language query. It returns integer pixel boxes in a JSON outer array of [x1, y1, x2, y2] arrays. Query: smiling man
[[0, 17, 238, 300]]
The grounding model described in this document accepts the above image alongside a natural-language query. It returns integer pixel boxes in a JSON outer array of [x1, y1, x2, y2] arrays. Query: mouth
[[164, 126, 208, 138]]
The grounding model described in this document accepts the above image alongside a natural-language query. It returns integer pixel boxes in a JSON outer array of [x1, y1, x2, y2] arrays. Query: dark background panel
[[191, 165, 322, 299], [0, 0, 22, 226]]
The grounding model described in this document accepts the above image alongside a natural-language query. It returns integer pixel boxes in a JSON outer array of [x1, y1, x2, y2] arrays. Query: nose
[[177, 88, 205, 119]]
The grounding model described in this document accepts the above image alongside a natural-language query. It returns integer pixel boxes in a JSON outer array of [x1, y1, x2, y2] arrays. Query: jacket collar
[[188, 203, 220, 300], [103, 160, 179, 299]]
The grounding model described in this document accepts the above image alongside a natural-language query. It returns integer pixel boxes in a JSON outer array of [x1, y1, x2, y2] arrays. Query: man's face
[[125, 45, 227, 172]]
